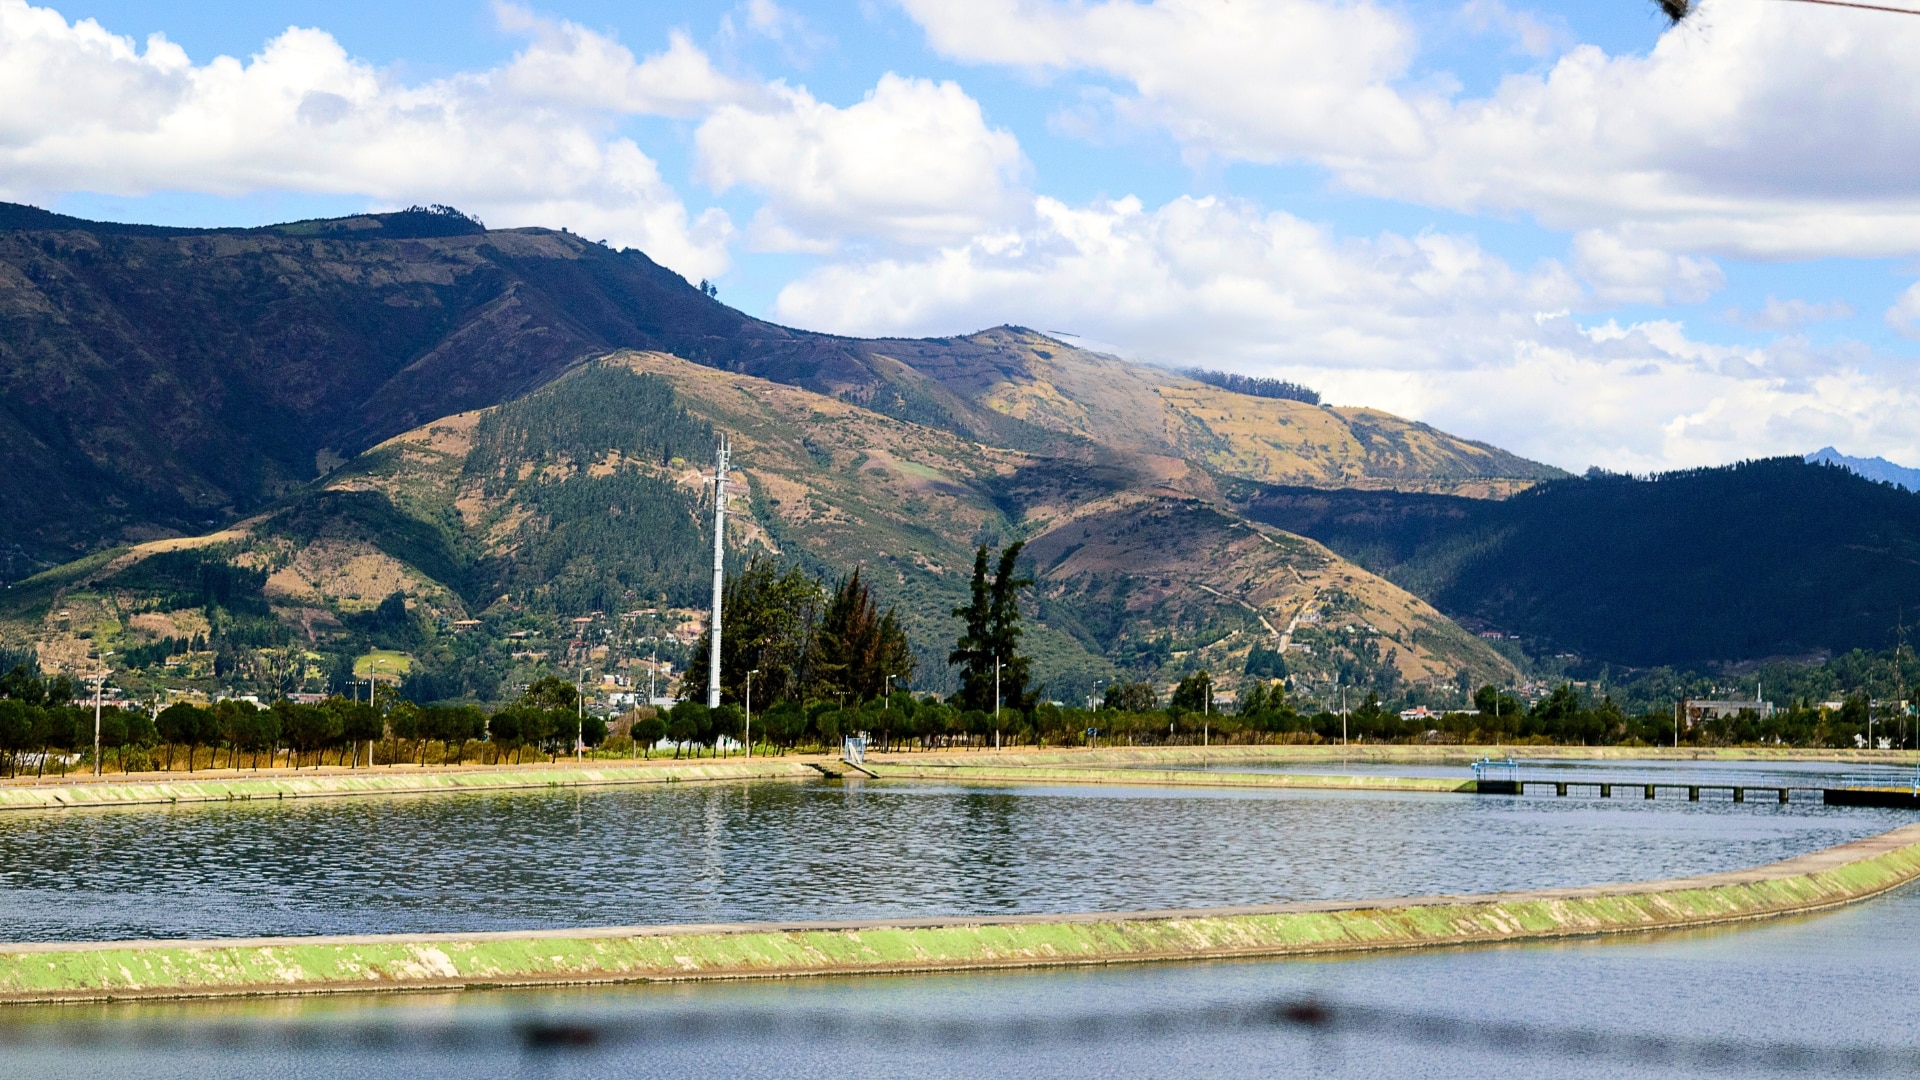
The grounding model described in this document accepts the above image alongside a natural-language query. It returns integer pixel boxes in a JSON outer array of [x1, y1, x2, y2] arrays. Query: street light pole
[[745, 669, 759, 759], [577, 665, 586, 764], [885, 673, 894, 712], [994, 655, 1002, 751]]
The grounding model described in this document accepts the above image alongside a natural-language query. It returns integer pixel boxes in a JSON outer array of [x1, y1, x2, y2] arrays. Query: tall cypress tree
[[950, 542, 1034, 713]]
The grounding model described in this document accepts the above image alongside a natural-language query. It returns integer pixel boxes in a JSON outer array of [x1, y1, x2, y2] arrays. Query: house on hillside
[[1676, 697, 1775, 728]]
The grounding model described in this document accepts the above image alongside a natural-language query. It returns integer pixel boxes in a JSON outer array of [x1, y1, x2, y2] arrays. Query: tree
[[1244, 645, 1287, 680], [277, 701, 340, 769], [667, 701, 710, 757], [338, 701, 385, 767], [814, 568, 917, 705], [156, 702, 209, 771], [1103, 681, 1159, 712], [488, 707, 526, 764], [0, 664, 42, 705], [0, 699, 27, 777], [424, 704, 484, 765], [951, 543, 1034, 714], [1170, 671, 1214, 715], [630, 711, 667, 758], [29, 705, 75, 777], [579, 711, 608, 750], [683, 557, 824, 708], [511, 679, 579, 762], [212, 700, 260, 770]]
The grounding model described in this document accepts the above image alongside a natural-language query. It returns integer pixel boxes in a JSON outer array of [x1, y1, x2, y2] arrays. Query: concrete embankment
[[5, 824, 1918, 1004], [0, 759, 824, 811], [862, 762, 1474, 794]]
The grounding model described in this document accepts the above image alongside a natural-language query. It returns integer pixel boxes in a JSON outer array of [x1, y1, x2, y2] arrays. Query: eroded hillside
[[3, 352, 1516, 705]]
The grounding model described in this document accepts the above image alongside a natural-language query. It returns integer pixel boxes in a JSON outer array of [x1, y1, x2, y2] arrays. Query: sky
[[5, 0, 1920, 473]]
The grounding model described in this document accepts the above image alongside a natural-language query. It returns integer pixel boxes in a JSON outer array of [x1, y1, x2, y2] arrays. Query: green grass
[[353, 650, 413, 679]]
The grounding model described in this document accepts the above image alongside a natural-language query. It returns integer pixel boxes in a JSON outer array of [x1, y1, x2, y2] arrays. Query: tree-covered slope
[[1240, 459, 1920, 666], [0, 203, 1556, 570], [2, 354, 1514, 706]]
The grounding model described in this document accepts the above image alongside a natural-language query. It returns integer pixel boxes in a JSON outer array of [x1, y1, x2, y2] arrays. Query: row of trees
[[0, 665, 623, 776]]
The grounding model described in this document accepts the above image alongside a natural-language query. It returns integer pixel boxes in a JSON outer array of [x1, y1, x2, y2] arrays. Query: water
[[5, 883, 1920, 1078], [0, 776, 1908, 942], [5, 775, 1920, 1077]]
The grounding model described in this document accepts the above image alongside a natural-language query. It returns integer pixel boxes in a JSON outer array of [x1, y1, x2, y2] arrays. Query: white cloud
[[1888, 283, 1920, 340], [0, 0, 736, 277], [901, 0, 1920, 259], [773, 192, 1920, 471], [1731, 295, 1855, 331], [1457, 0, 1565, 58], [491, 4, 761, 117], [1571, 230, 1723, 306], [899, 0, 1427, 165], [696, 73, 1027, 249]]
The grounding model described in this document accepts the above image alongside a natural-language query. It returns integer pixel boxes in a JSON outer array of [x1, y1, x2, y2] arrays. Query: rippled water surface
[[0, 775, 1907, 941]]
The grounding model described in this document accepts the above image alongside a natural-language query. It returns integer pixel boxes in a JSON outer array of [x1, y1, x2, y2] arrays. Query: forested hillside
[[1, 355, 1517, 709], [0, 202, 1555, 571], [1241, 459, 1920, 666]]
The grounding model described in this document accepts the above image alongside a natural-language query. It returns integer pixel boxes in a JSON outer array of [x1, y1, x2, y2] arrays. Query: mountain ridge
[[3, 351, 1519, 705], [0, 201, 1560, 572]]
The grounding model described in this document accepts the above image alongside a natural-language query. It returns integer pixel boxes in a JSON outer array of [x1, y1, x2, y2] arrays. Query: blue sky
[[8, 0, 1920, 472]]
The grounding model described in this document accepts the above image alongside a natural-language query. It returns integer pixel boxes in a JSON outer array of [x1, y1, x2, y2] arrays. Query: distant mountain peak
[[1806, 447, 1920, 492]]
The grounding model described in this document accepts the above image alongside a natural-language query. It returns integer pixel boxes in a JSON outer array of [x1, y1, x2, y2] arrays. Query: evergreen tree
[[1170, 670, 1214, 714], [814, 567, 917, 704], [951, 543, 1035, 713], [949, 547, 993, 711], [682, 557, 824, 707]]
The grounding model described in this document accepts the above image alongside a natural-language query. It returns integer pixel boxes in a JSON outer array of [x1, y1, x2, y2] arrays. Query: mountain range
[[1806, 447, 1920, 493], [5, 202, 1918, 704]]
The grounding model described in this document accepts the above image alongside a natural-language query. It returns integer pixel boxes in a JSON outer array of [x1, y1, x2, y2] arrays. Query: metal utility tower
[[707, 437, 730, 710]]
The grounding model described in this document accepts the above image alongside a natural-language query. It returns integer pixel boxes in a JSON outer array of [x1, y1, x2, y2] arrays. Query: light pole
[[1340, 677, 1348, 747], [993, 655, 1002, 751], [745, 669, 759, 759], [884, 673, 895, 712], [577, 664, 586, 764]]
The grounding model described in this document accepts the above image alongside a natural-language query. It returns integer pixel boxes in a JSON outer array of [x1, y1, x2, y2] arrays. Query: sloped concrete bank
[[863, 763, 1475, 794], [5, 825, 1918, 1004], [0, 760, 824, 811]]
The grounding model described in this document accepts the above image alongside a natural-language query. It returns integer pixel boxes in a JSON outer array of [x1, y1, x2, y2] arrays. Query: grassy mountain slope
[[866, 326, 1561, 496], [1240, 459, 1920, 667], [0, 203, 1555, 570], [3, 354, 1515, 704]]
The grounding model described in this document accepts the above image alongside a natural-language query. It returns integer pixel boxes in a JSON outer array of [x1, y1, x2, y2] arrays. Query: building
[[1676, 698, 1775, 727]]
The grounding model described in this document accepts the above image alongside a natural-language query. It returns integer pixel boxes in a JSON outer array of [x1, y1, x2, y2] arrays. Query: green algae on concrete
[[0, 760, 823, 812], [5, 824, 1919, 1004]]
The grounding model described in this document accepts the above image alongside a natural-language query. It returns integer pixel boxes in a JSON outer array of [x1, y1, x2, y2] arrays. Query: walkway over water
[[1471, 757, 1920, 808]]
